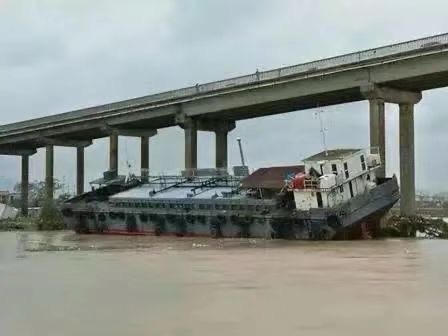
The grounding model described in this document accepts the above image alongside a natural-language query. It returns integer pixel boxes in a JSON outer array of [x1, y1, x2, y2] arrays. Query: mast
[[315, 107, 328, 157], [236, 138, 246, 166]]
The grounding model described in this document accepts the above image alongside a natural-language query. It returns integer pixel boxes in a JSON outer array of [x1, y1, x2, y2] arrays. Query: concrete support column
[[369, 99, 386, 178], [21, 155, 29, 216], [215, 130, 228, 170], [109, 134, 118, 173], [141, 136, 149, 180], [45, 145, 54, 200], [399, 103, 415, 217], [76, 146, 85, 195], [184, 120, 198, 172]]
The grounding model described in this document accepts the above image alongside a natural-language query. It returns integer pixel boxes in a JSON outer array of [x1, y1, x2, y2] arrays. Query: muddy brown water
[[1, 231, 447, 336]]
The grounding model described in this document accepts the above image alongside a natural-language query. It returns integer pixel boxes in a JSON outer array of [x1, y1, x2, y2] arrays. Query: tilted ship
[[62, 146, 400, 240]]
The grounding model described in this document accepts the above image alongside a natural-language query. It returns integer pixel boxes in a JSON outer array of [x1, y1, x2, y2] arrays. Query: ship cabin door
[[348, 181, 354, 198], [316, 192, 323, 208]]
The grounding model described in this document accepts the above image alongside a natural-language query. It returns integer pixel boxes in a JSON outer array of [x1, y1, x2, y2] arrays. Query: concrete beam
[[361, 84, 422, 104], [21, 155, 29, 217], [0, 148, 37, 156], [196, 119, 236, 133], [38, 137, 92, 148], [45, 145, 54, 200], [399, 103, 416, 217], [369, 99, 386, 178], [101, 126, 157, 138]]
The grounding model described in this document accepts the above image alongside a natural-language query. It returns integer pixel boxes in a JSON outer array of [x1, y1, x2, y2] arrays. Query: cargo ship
[[62, 147, 399, 240]]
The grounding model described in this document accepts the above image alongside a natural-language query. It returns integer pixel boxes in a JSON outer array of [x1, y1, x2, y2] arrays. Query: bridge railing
[[2, 33, 448, 134]]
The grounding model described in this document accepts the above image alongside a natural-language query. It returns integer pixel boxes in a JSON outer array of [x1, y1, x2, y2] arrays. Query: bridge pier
[[362, 84, 422, 217], [399, 103, 416, 217], [45, 145, 54, 199], [369, 99, 386, 178], [215, 130, 228, 170], [184, 120, 198, 173], [140, 131, 157, 180], [109, 134, 119, 173], [21, 155, 29, 216], [0, 149, 36, 216], [176, 114, 236, 173], [141, 136, 149, 180], [214, 121, 235, 170], [105, 128, 157, 178], [76, 146, 85, 195]]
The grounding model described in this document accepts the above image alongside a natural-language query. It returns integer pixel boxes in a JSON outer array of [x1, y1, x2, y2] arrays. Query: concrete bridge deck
[[1, 33, 448, 148], [2, 33, 448, 218]]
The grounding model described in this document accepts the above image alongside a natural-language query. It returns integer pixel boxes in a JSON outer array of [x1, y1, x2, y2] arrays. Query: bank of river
[[1, 231, 448, 336]]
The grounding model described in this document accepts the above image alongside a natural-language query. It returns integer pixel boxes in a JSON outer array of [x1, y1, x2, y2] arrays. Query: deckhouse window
[[344, 162, 349, 178], [360, 155, 366, 171], [331, 164, 338, 175]]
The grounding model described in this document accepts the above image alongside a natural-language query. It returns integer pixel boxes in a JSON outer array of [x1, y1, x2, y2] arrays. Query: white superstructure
[[291, 149, 381, 210]]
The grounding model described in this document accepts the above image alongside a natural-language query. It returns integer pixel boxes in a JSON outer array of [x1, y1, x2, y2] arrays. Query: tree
[[37, 197, 65, 230], [13, 179, 66, 207], [11, 179, 70, 230]]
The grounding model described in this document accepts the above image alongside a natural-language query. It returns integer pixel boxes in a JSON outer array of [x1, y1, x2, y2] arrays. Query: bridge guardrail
[[1, 33, 448, 135]]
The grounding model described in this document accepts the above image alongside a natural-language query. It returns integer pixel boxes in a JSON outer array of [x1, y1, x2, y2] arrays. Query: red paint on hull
[[97, 229, 212, 238]]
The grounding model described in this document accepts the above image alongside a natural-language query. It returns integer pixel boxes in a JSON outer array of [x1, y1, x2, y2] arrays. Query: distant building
[[0, 191, 21, 205]]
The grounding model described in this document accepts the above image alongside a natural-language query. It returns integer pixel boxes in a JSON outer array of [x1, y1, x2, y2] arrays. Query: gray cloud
[[1, 0, 448, 193]]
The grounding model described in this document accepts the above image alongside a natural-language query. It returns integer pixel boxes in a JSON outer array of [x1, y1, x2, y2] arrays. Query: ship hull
[[62, 177, 399, 240]]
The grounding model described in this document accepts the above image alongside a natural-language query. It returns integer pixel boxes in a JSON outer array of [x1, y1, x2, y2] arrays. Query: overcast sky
[[1, 0, 448, 193]]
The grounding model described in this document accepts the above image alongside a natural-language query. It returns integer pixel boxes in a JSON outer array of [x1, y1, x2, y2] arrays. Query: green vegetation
[[12, 179, 68, 208], [0, 216, 38, 231], [36, 198, 65, 231], [382, 216, 448, 239], [1, 179, 71, 232]]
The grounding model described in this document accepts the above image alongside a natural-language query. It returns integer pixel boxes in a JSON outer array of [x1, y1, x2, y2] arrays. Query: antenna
[[314, 106, 328, 156], [236, 138, 246, 166]]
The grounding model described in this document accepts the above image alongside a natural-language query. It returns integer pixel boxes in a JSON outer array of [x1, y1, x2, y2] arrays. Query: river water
[[0, 231, 447, 336]]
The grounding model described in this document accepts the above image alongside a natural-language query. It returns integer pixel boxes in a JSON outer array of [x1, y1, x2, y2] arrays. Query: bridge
[[2, 33, 448, 217]]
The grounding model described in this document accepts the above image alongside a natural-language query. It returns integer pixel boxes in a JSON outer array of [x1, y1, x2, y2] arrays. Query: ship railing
[[292, 175, 364, 194], [110, 196, 277, 213], [138, 174, 243, 190]]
